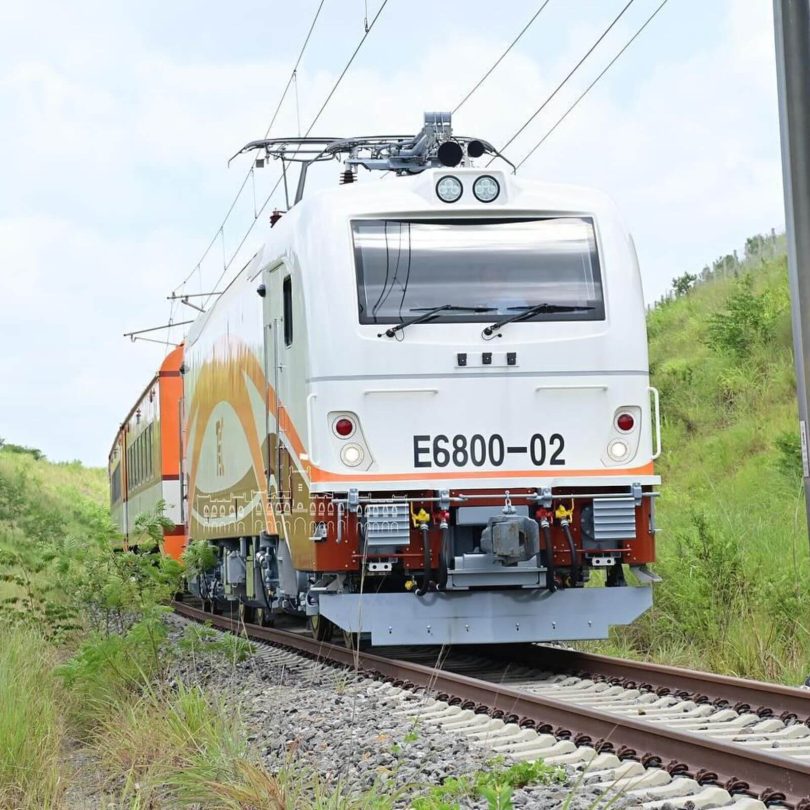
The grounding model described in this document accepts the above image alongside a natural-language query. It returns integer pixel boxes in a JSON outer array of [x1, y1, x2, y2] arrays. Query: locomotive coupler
[[481, 514, 540, 564]]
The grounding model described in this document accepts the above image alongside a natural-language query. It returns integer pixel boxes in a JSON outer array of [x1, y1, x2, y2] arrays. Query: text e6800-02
[[412, 433, 566, 468]]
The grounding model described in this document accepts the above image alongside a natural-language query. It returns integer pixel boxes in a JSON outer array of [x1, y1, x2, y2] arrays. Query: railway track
[[172, 601, 810, 808]]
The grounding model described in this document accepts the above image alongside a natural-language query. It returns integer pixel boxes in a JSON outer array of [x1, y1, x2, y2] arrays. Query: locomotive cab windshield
[[353, 216, 606, 328]]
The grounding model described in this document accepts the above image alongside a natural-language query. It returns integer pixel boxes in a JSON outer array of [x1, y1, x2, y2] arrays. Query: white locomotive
[[115, 112, 661, 646]]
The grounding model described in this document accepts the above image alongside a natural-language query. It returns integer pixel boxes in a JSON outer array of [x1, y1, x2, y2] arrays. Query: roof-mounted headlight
[[436, 175, 463, 203], [473, 175, 500, 203]]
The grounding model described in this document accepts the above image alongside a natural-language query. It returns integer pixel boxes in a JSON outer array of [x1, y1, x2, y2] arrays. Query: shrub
[[56, 609, 172, 727], [131, 498, 175, 550], [775, 429, 804, 484], [412, 760, 565, 810], [0, 439, 45, 461], [706, 274, 770, 358], [179, 622, 255, 664], [182, 538, 218, 577]]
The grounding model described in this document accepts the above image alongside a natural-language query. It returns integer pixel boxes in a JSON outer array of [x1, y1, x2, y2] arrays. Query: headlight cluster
[[331, 414, 366, 467], [605, 408, 641, 465], [435, 175, 500, 204]]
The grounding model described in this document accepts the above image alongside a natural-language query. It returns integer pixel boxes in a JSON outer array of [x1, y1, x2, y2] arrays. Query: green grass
[[593, 249, 810, 684], [0, 444, 110, 607], [0, 625, 68, 809]]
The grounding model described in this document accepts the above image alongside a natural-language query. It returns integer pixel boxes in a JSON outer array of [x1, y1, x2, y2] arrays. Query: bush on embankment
[[600, 238, 810, 683]]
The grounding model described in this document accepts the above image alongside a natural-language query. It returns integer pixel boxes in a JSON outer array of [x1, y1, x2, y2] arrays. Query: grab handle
[[648, 386, 662, 460], [306, 393, 317, 466]]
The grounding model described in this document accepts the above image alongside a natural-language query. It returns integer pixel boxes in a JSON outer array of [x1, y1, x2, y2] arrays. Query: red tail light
[[616, 413, 635, 432], [334, 418, 354, 437]]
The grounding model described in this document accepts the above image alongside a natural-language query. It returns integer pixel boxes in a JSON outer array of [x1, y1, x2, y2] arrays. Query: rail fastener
[[172, 601, 810, 808]]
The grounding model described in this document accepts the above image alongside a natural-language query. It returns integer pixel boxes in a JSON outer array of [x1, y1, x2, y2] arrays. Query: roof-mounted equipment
[[228, 111, 514, 205]]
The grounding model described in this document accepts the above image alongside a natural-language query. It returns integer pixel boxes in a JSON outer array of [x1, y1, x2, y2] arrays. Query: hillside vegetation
[[600, 235, 810, 684], [0, 445, 273, 807]]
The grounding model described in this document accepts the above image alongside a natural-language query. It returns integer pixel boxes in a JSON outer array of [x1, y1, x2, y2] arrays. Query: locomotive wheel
[[238, 603, 255, 625], [307, 614, 335, 642], [255, 606, 274, 627]]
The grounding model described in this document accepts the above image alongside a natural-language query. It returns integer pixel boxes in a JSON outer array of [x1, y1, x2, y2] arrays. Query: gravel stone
[[166, 615, 640, 808]]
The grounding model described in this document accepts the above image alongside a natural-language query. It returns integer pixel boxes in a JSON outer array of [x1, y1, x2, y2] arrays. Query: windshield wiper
[[482, 303, 594, 337], [379, 304, 495, 339]]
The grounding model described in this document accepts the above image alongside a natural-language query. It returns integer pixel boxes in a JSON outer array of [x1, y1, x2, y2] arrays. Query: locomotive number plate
[[413, 433, 566, 468]]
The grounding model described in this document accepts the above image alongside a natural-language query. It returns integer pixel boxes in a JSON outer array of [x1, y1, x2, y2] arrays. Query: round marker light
[[616, 413, 635, 432], [473, 175, 500, 203], [436, 175, 463, 203], [341, 443, 364, 467], [608, 440, 629, 461], [334, 417, 355, 438]]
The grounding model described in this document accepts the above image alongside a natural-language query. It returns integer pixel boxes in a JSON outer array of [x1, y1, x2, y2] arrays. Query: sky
[[0, 0, 787, 465]]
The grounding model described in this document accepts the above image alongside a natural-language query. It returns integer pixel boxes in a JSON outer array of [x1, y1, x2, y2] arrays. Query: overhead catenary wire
[[453, 0, 553, 114], [171, 0, 327, 298], [515, 0, 670, 169], [201, 0, 392, 307], [489, 0, 637, 164], [161, 0, 327, 352]]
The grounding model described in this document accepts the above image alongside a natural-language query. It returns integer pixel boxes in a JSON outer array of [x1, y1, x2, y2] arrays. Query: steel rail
[[173, 601, 810, 807], [487, 644, 810, 722]]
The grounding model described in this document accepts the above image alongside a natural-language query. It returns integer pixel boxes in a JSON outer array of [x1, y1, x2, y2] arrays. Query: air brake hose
[[438, 525, 451, 590], [415, 524, 432, 597], [561, 520, 580, 586], [539, 520, 557, 592]]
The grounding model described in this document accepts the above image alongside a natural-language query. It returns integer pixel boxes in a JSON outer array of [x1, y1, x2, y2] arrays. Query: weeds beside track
[[174, 600, 810, 808]]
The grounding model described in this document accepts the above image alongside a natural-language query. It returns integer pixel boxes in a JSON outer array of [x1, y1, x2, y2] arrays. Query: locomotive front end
[[172, 115, 660, 645], [295, 167, 660, 645]]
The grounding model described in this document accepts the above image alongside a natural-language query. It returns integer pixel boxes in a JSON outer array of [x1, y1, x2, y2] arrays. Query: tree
[[745, 234, 766, 263], [672, 272, 698, 297]]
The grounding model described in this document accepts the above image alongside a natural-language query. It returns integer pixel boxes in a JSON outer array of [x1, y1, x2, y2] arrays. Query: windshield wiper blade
[[482, 303, 594, 336], [379, 304, 495, 338]]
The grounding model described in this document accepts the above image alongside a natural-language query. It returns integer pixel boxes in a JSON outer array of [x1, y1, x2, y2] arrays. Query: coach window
[[283, 275, 293, 346]]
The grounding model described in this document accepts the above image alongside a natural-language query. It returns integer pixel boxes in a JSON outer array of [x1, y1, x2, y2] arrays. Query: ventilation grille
[[593, 497, 637, 543], [365, 503, 410, 548]]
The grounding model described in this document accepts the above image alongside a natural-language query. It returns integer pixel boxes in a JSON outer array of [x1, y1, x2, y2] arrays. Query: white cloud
[[0, 0, 787, 464]]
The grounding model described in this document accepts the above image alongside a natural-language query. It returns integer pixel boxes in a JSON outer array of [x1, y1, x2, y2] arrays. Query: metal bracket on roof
[[229, 112, 514, 205]]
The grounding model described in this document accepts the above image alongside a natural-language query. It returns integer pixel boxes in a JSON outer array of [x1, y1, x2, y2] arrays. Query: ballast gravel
[[167, 615, 638, 809]]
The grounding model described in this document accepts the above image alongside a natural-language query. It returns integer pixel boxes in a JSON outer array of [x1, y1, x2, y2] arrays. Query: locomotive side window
[[283, 275, 293, 346], [352, 217, 604, 324], [111, 465, 121, 503]]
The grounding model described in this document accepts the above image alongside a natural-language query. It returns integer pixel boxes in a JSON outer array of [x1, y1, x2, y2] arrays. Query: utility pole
[[774, 0, 810, 545]]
